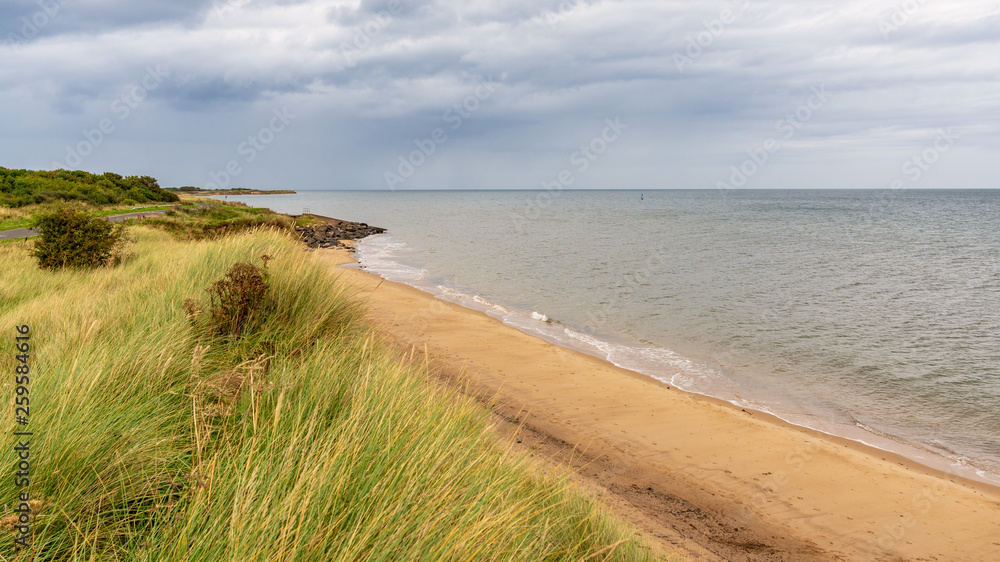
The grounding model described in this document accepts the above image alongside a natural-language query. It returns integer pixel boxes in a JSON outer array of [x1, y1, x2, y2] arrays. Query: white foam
[[354, 234, 428, 283], [559, 328, 723, 392], [473, 295, 511, 315], [357, 237, 742, 399]]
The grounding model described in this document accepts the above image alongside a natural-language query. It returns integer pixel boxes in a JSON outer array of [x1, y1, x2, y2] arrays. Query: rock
[[296, 218, 386, 249]]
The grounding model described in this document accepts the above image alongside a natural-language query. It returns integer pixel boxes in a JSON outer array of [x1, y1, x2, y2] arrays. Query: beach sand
[[318, 246, 1000, 561]]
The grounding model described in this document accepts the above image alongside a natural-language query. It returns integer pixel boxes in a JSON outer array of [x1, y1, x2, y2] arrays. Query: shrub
[[31, 208, 132, 269], [186, 256, 274, 338], [0, 167, 179, 207]]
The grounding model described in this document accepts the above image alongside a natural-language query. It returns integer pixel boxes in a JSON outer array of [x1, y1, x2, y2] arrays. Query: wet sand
[[318, 246, 1000, 561]]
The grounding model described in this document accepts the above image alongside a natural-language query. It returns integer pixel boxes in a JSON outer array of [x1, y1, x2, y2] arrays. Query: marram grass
[[0, 227, 663, 561]]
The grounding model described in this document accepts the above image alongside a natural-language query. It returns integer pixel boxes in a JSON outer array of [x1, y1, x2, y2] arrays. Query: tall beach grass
[[0, 227, 659, 560]]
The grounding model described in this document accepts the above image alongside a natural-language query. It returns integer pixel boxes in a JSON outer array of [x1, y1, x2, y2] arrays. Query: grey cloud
[[3, 0, 211, 42], [1, 0, 997, 189]]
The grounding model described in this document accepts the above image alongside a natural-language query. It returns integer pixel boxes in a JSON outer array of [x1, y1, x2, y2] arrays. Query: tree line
[[0, 168, 179, 207]]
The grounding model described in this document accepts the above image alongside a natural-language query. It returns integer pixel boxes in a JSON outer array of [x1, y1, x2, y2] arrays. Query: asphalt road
[[0, 209, 173, 241]]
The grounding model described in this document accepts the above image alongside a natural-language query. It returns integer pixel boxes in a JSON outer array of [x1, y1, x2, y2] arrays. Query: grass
[[1, 197, 314, 238], [90, 206, 178, 219], [136, 201, 316, 240], [0, 206, 33, 230], [0, 226, 660, 561], [0, 204, 185, 231]]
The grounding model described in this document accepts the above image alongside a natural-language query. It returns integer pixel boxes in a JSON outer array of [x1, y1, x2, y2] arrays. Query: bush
[[31, 208, 132, 269], [186, 256, 274, 338], [0, 167, 179, 207]]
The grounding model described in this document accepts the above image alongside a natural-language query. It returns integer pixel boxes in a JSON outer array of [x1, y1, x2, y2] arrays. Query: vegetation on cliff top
[[0, 167, 179, 208]]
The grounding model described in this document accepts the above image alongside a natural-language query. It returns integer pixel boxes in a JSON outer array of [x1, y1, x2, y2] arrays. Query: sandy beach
[[318, 245, 1000, 561]]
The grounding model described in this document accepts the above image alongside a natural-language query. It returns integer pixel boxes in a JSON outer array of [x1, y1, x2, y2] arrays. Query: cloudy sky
[[1, 0, 997, 190]]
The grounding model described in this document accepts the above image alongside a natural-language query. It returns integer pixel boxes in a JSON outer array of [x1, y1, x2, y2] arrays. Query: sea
[[227, 189, 1000, 486]]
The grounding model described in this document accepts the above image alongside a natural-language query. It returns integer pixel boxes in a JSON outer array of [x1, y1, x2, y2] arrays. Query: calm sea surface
[[230, 189, 1000, 484]]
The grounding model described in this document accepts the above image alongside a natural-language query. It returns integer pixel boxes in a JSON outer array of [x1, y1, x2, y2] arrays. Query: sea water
[[229, 189, 1000, 485]]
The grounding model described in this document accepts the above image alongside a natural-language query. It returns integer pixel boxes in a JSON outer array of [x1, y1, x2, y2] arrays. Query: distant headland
[[166, 186, 296, 195]]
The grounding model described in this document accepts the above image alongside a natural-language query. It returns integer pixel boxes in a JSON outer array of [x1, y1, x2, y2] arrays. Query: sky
[[1, 0, 998, 190]]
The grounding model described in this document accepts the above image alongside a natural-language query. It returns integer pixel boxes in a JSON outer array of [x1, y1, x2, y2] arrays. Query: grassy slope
[[1, 198, 313, 235], [138, 203, 303, 240], [0, 204, 179, 231], [0, 227, 659, 561]]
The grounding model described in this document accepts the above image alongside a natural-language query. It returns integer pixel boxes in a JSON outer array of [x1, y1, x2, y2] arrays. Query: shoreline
[[314, 238, 1000, 561], [352, 231, 1000, 489]]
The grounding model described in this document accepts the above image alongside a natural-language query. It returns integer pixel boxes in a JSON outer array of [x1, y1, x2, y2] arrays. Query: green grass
[[0, 227, 660, 561], [0, 204, 47, 230], [0, 204, 186, 231], [90, 205, 178, 219]]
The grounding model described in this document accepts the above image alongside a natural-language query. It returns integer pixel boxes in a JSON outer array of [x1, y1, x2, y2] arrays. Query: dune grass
[[136, 203, 308, 240], [0, 227, 659, 560]]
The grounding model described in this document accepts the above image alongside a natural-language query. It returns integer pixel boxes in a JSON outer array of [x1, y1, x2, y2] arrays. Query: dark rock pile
[[296, 219, 386, 249]]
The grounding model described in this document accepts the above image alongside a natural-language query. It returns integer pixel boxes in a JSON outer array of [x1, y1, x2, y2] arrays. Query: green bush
[[0, 167, 179, 207], [31, 208, 132, 269]]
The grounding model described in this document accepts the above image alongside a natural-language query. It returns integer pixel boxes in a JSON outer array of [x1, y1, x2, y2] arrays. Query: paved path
[[0, 227, 38, 241], [0, 208, 178, 241]]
